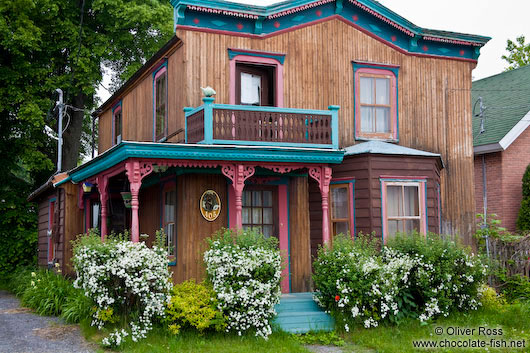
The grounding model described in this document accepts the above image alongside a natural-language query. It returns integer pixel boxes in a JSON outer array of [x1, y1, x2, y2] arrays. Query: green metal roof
[[472, 65, 530, 149]]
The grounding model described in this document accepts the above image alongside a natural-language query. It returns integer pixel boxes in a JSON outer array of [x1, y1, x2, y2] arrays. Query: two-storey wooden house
[[30, 0, 489, 293]]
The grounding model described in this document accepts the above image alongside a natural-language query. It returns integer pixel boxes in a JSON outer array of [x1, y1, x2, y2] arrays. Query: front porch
[[60, 141, 343, 293]]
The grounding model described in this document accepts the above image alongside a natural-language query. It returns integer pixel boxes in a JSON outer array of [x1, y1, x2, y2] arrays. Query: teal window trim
[[352, 61, 399, 142], [228, 48, 286, 64], [330, 179, 356, 238], [153, 61, 168, 142]]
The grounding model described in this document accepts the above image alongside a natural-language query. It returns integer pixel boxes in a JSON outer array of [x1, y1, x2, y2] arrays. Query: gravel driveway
[[0, 290, 94, 353]]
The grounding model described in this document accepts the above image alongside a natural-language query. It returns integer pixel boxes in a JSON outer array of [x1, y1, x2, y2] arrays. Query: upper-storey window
[[112, 102, 122, 146], [153, 63, 167, 142], [236, 64, 275, 106], [354, 64, 398, 141], [228, 49, 285, 107]]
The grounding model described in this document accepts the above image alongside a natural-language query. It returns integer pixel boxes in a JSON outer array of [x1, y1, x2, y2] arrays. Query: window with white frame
[[382, 180, 426, 240]]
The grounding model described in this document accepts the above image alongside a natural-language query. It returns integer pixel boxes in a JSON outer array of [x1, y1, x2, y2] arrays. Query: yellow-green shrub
[[479, 284, 506, 310], [164, 280, 225, 334]]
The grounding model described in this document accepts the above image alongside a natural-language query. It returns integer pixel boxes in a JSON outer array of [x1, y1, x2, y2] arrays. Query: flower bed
[[203, 228, 283, 339], [72, 231, 172, 347], [313, 233, 487, 330]]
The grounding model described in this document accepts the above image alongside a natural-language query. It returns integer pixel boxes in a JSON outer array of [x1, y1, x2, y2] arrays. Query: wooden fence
[[489, 236, 530, 278]]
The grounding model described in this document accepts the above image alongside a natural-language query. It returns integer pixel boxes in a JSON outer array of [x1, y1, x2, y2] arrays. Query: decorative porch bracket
[[221, 164, 256, 228], [125, 160, 154, 242], [309, 166, 333, 244], [96, 175, 109, 241]]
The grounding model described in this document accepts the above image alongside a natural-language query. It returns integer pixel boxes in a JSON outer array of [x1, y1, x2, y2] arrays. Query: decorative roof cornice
[[171, 0, 490, 61]]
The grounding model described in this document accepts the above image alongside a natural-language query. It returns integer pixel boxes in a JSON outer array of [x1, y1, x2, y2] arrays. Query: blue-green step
[[272, 292, 334, 334]]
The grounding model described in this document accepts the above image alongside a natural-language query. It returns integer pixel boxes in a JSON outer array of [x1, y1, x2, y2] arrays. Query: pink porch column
[[221, 164, 255, 229], [96, 175, 109, 240], [125, 160, 154, 242], [309, 166, 333, 244]]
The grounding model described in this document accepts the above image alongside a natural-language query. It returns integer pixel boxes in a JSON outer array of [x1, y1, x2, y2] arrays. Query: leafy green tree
[[0, 0, 173, 275], [517, 164, 530, 233], [502, 35, 530, 70]]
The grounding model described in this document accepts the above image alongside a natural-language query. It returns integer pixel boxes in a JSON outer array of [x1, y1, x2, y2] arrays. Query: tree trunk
[[61, 92, 86, 171]]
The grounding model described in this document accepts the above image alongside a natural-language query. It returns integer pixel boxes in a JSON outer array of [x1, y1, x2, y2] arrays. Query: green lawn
[[81, 304, 530, 353], [342, 304, 530, 353]]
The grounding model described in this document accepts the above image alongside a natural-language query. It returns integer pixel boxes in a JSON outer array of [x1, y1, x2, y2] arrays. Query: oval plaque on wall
[[200, 190, 221, 222]]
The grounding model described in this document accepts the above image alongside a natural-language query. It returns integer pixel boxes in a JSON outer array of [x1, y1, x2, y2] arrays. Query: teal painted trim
[[184, 105, 204, 117], [171, 0, 490, 60], [228, 48, 285, 64], [153, 61, 168, 142], [211, 139, 334, 149], [68, 142, 344, 182], [352, 62, 400, 142], [424, 181, 428, 232], [213, 103, 333, 115], [202, 97, 215, 144], [328, 105, 340, 149]]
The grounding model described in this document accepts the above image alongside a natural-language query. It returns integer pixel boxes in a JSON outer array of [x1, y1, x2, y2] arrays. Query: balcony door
[[236, 64, 275, 107]]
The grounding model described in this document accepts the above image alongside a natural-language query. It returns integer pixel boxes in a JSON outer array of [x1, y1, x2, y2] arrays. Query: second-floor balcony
[[184, 97, 339, 149]]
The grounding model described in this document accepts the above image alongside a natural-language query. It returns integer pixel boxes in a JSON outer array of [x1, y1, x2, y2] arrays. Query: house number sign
[[200, 190, 221, 221]]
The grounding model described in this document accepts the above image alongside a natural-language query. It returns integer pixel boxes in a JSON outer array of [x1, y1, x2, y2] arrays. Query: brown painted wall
[[289, 176, 312, 292], [37, 194, 52, 267], [310, 154, 442, 257], [474, 126, 530, 232], [173, 173, 228, 283]]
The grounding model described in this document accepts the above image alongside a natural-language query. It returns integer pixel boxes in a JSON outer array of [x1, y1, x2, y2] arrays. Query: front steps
[[272, 292, 335, 334]]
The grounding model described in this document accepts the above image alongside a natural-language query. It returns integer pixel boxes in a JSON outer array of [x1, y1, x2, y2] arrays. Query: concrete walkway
[[0, 290, 94, 353]]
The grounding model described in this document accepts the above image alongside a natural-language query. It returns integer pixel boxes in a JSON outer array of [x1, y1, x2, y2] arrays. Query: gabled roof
[[172, 0, 490, 61], [343, 140, 444, 167], [472, 65, 530, 154]]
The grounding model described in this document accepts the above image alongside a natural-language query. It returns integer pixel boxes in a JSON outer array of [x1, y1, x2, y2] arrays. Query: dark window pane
[[334, 221, 349, 236], [331, 186, 349, 219], [263, 191, 273, 207], [252, 191, 262, 206]]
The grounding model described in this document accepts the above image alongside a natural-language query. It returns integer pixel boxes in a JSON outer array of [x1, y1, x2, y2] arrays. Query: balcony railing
[[184, 97, 339, 149]]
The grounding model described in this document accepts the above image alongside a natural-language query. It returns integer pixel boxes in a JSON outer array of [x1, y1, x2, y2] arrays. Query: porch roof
[[62, 141, 344, 184]]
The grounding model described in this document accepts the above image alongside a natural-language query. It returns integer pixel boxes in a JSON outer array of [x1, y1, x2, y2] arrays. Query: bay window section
[[382, 180, 426, 241]]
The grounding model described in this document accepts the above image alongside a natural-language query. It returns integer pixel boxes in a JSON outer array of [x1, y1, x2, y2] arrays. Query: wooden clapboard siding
[[37, 196, 51, 267], [173, 173, 228, 283], [97, 17, 476, 240], [289, 176, 312, 292], [176, 19, 475, 241], [139, 184, 162, 247], [98, 109, 112, 153]]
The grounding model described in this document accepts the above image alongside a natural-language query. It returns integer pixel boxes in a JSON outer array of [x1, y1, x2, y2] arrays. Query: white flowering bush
[[72, 231, 172, 347], [313, 232, 487, 330], [203, 228, 283, 339]]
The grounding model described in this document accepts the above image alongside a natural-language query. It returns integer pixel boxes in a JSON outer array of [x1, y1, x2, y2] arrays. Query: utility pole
[[55, 88, 64, 173], [477, 96, 490, 258]]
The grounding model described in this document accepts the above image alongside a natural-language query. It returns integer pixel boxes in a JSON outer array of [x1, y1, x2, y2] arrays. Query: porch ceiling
[[62, 141, 344, 183]]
